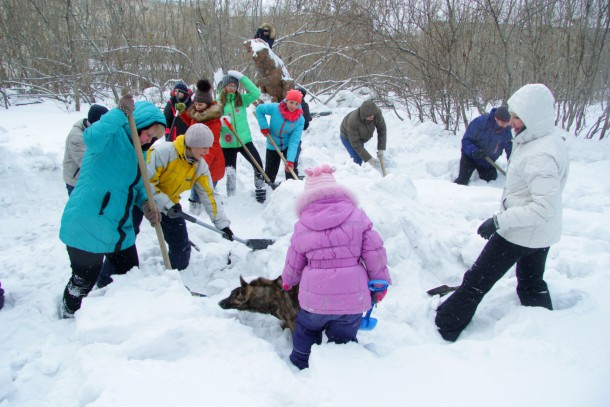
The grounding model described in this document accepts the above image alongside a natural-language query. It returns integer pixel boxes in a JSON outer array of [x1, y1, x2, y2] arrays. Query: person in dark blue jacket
[[59, 96, 166, 318], [454, 106, 512, 185]]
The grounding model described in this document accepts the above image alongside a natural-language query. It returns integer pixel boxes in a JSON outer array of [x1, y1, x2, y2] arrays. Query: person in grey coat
[[62, 104, 108, 195], [435, 83, 569, 342], [340, 100, 387, 173]]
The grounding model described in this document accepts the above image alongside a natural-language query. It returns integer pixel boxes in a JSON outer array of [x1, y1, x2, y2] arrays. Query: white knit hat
[[185, 123, 214, 148]]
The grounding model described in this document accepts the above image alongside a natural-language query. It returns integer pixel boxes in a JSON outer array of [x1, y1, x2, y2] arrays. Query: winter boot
[[254, 172, 266, 203], [226, 166, 237, 197]]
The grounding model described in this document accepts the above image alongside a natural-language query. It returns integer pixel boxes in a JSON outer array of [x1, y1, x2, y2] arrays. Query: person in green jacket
[[218, 70, 267, 203]]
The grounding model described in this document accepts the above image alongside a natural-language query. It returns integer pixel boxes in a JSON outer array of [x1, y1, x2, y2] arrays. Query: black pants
[[435, 234, 552, 341], [454, 152, 497, 185], [222, 143, 266, 202], [265, 148, 299, 183], [62, 244, 139, 315], [97, 206, 143, 288], [222, 142, 265, 176], [160, 204, 191, 271]]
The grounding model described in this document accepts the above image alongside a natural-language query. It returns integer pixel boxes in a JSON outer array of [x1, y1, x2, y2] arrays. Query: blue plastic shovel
[[359, 279, 390, 331]]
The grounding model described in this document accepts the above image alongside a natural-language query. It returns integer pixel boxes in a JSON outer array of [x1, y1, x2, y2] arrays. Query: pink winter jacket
[[282, 186, 391, 315]]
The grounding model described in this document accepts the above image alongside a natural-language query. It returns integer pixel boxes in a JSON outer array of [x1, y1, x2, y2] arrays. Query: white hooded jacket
[[495, 84, 569, 248]]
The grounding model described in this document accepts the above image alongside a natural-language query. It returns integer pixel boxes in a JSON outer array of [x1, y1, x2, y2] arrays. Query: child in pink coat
[[281, 164, 391, 369]]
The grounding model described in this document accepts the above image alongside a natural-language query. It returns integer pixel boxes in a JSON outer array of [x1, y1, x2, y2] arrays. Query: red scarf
[[279, 101, 303, 122]]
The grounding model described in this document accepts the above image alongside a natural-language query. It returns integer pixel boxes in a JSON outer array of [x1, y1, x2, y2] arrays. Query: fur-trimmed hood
[[258, 22, 276, 39], [187, 101, 223, 124]]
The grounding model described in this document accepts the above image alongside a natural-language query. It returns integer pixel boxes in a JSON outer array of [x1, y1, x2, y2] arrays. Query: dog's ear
[[274, 276, 283, 287], [240, 276, 247, 287]]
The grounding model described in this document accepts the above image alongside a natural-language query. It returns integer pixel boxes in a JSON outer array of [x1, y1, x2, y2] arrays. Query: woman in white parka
[[435, 84, 569, 342]]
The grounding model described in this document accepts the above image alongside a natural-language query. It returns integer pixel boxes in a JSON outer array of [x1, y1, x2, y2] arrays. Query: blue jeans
[[290, 309, 361, 369], [340, 136, 363, 165]]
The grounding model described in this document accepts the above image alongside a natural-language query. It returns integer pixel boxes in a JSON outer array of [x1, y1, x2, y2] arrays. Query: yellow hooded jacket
[[146, 135, 230, 229]]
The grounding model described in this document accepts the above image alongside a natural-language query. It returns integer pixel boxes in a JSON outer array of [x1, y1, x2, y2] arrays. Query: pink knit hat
[[304, 164, 337, 190], [296, 164, 357, 214]]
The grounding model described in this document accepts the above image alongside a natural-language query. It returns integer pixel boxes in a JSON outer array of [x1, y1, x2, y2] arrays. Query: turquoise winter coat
[[255, 102, 304, 162], [60, 101, 166, 254]]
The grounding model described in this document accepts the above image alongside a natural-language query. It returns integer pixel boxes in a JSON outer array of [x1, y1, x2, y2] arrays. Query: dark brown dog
[[219, 276, 300, 332], [244, 40, 295, 102]]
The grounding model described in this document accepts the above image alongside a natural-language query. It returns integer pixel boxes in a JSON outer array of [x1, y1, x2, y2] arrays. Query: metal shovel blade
[[245, 238, 275, 251]]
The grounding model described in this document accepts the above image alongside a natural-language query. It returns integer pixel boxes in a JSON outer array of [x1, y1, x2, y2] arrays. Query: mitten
[[377, 150, 385, 158], [222, 227, 234, 241], [472, 149, 486, 159], [175, 102, 186, 114], [221, 116, 232, 127], [261, 129, 270, 137], [477, 217, 498, 240], [118, 94, 135, 115], [227, 70, 243, 80], [375, 289, 388, 303], [142, 201, 160, 225], [282, 283, 292, 291], [285, 161, 294, 172]]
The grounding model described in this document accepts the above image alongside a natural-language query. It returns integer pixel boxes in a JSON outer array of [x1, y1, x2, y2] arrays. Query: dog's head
[[218, 276, 283, 313]]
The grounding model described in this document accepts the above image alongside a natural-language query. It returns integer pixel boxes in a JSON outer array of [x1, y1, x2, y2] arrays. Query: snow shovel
[[484, 156, 506, 176], [168, 207, 275, 251], [427, 284, 460, 297], [360, 279, 390, 331]]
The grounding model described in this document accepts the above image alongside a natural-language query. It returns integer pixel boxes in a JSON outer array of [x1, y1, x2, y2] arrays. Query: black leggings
[[265, 148, 299, 183], [435, 234, 551, 341], [222, 142, 264, 179], [63, 245, 139, 315]]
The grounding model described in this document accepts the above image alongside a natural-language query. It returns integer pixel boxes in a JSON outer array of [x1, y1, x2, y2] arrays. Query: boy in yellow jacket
[[146, 124, 233, 270]]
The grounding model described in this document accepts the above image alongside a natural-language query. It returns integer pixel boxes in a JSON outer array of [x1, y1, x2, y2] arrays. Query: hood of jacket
[[296, 185, 359, 230], [507, 84, 556, 144], [132, 101, 167, 131], [358, 100, 381, 120]]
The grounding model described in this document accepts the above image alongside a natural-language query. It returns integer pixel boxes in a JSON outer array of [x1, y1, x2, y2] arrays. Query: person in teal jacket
[[59, 96, 166, 318], [218, 70, 267, 202], [255, 89, 305, 183]]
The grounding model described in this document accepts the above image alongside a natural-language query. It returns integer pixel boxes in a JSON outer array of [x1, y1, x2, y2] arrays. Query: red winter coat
[[183, 102, 226, 183]]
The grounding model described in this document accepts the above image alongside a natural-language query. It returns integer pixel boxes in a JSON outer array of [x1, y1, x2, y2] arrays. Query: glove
[[175, 102, 186, 114], [285, 161, 294, 172], [261, 129, 270, 137], [221, 115, 232, 127], [142, 201, 160, 225], [377, 150, 385, 159], [167, 205, 183, 219], [367, 158, 382, 173], [477, 217, 498, 240], [282, 283, 292, 291], [472, 149, 486, 160], [118, 94, 135, 116], [227, 70, 243, 80], [221, 227, 234, 241], [375, 289, 388, 303]]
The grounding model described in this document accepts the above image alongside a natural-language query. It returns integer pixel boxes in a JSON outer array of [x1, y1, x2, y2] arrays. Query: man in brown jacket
[[340, 100, 387, 172]]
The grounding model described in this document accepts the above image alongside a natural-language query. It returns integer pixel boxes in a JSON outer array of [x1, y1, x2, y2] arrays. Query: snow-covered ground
[[1, 93, 609, 406]]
